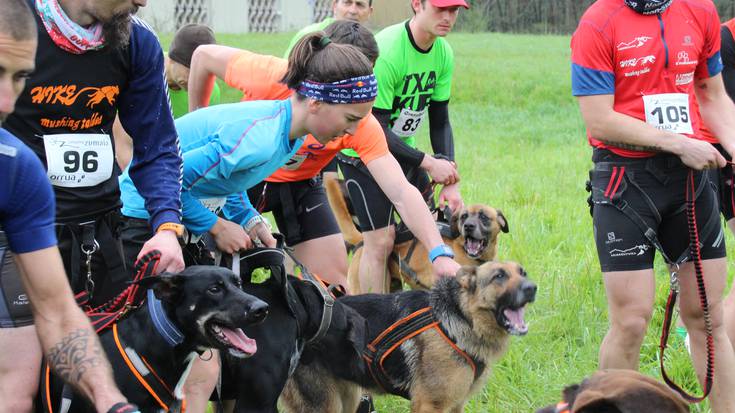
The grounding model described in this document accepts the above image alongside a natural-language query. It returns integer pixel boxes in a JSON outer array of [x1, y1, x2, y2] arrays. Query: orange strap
[[113, 323, 170, 411]]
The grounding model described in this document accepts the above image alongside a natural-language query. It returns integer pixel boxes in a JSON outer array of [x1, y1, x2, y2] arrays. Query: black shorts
[[589, 149, 725, 272], [119, 216, 209, 268], [0, 232, 33, 328], [247, 177, 340, 246], [337, 155, 433, 231], [55, 210, 131, 308], [322, 157, 338, 174], [713, 144, 735, 221]]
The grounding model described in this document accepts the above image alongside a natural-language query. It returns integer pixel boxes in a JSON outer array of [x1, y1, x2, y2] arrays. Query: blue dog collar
[[147, 289, 184, 347]]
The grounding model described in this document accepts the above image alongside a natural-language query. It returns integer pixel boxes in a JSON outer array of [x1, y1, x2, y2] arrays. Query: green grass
[[193, 31, 731, 412]]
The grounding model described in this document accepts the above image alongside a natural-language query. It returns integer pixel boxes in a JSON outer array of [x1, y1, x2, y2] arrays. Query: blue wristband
[[429, 244, 454, 262]]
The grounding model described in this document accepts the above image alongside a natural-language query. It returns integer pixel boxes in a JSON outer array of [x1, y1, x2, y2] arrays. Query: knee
[[0, 397, 33, 413], [361, 231, 394, 257], [682, 299, 725, 333], [610, 312, 651, 342]]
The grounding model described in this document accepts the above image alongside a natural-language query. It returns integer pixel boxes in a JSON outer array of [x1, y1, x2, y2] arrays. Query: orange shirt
[[225, 50, 389, 182]]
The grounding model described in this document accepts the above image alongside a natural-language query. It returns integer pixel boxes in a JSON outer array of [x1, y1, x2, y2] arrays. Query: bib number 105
[[642, 93, 693, 134], [650, 106, 689, 125]]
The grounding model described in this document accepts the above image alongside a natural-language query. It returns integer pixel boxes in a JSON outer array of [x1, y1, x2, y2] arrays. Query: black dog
[[44, 266, 268, 413], [217, 248, 367, 413]]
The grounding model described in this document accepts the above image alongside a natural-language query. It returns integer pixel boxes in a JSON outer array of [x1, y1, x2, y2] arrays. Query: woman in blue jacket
[[117, 31, 377, 412]]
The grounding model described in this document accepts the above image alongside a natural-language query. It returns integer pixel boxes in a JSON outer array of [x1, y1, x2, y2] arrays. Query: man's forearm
[[37, 311, 122, 411], [578, 95, 687, 155], [698, 83, 735, 153]]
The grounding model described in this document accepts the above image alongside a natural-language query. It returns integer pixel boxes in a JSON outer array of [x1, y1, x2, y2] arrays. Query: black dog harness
[[42, 251, 192, 413], [108, 291, 191, 413], [362, 306, 484, 398]]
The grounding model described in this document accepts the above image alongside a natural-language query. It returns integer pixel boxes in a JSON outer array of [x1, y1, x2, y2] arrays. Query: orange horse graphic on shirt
[[29, 85, 120, 108]]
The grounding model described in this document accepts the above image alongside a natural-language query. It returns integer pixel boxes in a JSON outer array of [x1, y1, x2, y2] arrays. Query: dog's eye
[[208, 285, 222, 294], [461, 213, 468, 220], [493, 270, 508, 282]]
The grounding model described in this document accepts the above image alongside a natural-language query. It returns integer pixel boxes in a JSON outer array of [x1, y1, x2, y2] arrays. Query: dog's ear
[[138, 272, 186, 303], [346, 310, 369, 374], [450, 209, 462, 238], [457, 266, 477, 292], [496, 209, 509, 233]]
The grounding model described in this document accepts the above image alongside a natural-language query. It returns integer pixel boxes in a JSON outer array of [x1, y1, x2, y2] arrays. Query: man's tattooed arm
[[46, 328, 103, 385], [596, 138, 665, 153]]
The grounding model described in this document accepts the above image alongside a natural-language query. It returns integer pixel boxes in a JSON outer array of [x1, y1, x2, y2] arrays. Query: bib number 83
[[401, 118, 422, 133], [63, 150, 99, 173]]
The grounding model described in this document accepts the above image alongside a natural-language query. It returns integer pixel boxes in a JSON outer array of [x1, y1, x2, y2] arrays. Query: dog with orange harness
[[281, 261, 535, 413]]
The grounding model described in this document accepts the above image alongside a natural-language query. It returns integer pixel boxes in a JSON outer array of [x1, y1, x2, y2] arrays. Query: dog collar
[[147, 289, 184, 346]]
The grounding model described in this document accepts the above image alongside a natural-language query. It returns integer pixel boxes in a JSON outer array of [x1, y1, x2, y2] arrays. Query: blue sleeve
[[222, 193, 258, 227], [181, 191, 218, 235], [571, 63, 615, 96], [1, 137, 57, 253], [119, 19, 183, 232]]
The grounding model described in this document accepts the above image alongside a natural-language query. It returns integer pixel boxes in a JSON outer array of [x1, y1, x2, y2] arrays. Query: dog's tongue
[[222, 327, 257, 355], [465, 238, 483, 256], [503, 307, 528, 335]]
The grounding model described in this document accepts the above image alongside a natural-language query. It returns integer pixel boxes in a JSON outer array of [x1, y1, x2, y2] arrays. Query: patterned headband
[[297, 74, 378, 104]]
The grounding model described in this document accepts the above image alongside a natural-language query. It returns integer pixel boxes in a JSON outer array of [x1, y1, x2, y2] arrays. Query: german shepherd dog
[[281, 261, 536, 413], [216, 248, 368, 413], [535, 369, 689, 413], [43, 266, 268, 413], [325, 176, 508, 291]]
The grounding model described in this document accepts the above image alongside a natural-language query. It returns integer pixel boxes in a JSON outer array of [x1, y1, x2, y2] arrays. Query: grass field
[[166, 31, 732, 412]]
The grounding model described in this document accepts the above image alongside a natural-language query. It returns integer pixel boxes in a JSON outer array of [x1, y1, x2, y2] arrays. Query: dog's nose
[[521, 281, 537, 302], [247, 301, 269, 323], [463, 223, 475, 232]]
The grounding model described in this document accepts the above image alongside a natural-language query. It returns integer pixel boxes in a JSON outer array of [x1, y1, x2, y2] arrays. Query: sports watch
[[429, 244, 455, 262], [157, 222, 185, 238]]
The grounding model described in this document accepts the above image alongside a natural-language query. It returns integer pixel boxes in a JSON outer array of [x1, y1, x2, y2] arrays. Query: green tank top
[[342, 20, 454, 158], [169, 82, 221, 119]]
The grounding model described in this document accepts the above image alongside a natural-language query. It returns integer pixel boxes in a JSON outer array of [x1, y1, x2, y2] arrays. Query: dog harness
[[553, 402, 570, 413], [362, 306, 484, 398], [42, 251, 191, 413], [367, 207, 458, 290], [109, 298, 192, 413]]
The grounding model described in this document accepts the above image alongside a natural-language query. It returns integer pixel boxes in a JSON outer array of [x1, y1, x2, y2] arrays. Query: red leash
[[659, 170, 714, 403]]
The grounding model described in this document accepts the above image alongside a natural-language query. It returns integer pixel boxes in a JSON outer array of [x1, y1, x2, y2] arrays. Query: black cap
[[168, 23, 216, 68]]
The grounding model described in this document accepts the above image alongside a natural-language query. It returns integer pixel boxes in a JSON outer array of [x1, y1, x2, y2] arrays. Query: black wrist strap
[[106, 402, 140, 413]]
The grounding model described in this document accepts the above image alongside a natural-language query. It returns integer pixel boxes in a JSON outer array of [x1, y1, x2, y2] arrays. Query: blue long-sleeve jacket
[[120, 99, 304, 234]]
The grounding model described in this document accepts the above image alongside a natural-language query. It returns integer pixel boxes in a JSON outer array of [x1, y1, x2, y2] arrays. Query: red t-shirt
[[224, 50, 389, 182], [571, 0, 723, 157]]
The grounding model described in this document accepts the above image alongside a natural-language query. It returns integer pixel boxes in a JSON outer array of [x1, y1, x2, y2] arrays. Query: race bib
[[642, 93, 693, 134], [392, 108, 426, 138], [43, 134, 114, 188], [199, 197, 226, 214], [282, 153, 307, 171]]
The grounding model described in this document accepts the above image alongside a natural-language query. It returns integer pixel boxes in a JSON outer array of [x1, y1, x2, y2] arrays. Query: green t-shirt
[[168, 82, 221, 119], [283, 17, 336, 58], [343, 20, 454, 157]]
